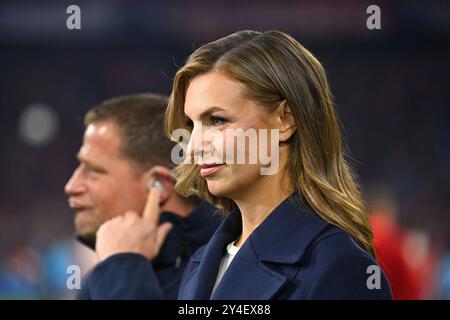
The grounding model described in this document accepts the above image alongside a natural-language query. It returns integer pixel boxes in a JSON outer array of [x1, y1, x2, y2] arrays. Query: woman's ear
[[144, 165, 175, 206], [278, 100, 296, 143]]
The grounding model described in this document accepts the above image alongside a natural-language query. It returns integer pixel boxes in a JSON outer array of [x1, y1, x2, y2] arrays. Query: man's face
[[65, 120, 148, 240]]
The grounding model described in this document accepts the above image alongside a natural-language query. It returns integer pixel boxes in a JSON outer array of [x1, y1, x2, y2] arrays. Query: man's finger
[[143, 186, 161, 225]]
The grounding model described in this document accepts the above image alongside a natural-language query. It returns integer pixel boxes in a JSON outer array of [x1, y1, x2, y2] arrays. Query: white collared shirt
[[211, 241, 240, 294]]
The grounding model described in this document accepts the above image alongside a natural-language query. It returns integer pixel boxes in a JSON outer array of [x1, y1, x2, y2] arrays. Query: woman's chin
[[206, 180, 231, 198]]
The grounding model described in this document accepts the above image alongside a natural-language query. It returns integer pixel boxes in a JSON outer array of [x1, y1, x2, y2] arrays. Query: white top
[[211, 241, 240, 294]]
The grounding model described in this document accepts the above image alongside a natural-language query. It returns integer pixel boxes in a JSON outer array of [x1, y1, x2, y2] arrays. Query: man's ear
[[277, 100, 296, 143], [144, 165, 175, 206]]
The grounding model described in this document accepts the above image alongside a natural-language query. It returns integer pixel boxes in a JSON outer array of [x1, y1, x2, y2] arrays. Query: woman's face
[[184, 71, 281, 200]]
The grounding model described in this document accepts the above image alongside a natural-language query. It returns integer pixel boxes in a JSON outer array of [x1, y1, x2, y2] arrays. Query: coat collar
[[154, 200, 221, 269], [180, 193, 332, 299]]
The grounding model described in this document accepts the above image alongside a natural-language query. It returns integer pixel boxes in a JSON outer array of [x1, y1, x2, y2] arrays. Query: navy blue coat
[[178, 194, 392, 299], [76, 201, 221, 299]]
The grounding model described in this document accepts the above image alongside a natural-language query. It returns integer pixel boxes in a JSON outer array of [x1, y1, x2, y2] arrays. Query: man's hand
[[95, 186, 173, 261]]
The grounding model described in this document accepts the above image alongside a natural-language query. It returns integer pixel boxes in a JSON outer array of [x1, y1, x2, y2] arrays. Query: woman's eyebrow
[[185, 106, 227, 121], [198, 106, 227, 120]]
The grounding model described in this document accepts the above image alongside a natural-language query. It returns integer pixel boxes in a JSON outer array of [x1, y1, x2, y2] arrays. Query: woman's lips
[[199, 164, 224, 177]]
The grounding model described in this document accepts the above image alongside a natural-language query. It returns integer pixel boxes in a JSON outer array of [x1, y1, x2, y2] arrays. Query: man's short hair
[[84, 93, 174, 171]]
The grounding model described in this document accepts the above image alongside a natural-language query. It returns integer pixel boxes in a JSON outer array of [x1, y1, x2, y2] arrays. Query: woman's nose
[[186, 121, 217, 163], [186, 127, 204, 163]]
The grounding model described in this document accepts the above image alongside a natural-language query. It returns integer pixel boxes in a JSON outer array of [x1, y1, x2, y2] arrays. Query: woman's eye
[[210, 116, 228, 126]]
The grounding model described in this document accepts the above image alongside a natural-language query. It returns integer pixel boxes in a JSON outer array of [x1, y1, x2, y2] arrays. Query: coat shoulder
[[293, 226, 392, 299]]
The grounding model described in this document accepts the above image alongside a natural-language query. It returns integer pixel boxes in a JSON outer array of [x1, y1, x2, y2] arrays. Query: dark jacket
[[178, 194, 392, 299], [76, 201, 221, 299]]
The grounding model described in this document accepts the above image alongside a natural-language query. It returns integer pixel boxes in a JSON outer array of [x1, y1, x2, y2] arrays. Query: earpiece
[[153, 179, 163, 190], [147, 178, 163, 191]]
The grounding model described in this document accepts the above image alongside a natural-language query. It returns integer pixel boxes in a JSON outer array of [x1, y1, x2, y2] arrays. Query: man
[[65, 93, 220, 299]]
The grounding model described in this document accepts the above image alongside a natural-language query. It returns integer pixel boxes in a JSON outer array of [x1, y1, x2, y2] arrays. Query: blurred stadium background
[[0, 0, 449, 299]]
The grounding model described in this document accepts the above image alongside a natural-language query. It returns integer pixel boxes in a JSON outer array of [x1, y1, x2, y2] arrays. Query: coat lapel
[[180, 193, 332, 300], [182, 233, 234, 299], [179, 210, 240, 299], [210, 241, 288, 300]]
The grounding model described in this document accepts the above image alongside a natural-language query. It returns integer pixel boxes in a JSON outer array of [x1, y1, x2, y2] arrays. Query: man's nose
[[65, 168, 86, 195]]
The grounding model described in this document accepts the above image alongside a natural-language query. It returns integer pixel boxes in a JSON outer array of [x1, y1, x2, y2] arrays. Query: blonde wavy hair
[[164, 30, 375, 256]]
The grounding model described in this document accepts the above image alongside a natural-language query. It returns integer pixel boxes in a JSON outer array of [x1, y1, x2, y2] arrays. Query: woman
[[164, 30, 392, 299]]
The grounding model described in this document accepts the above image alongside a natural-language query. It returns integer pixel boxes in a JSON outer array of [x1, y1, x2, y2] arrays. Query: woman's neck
[[233, 172, 292, 247]]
